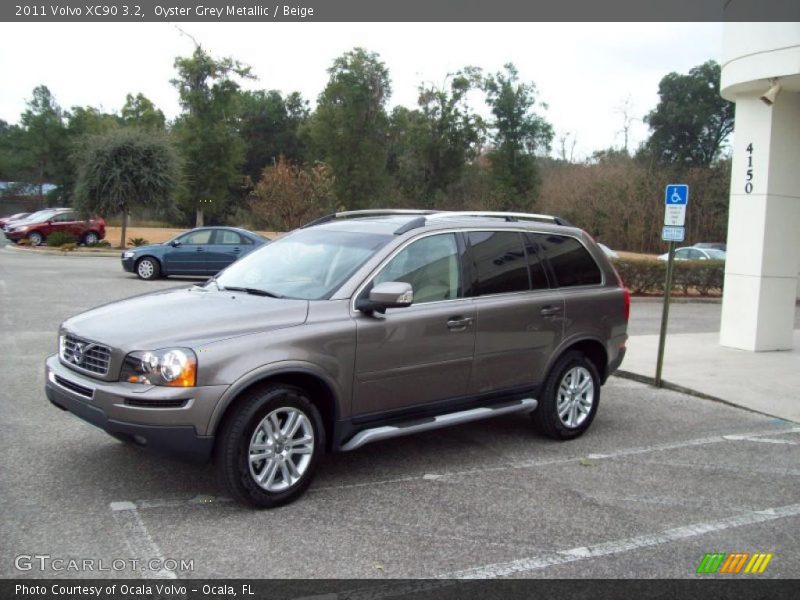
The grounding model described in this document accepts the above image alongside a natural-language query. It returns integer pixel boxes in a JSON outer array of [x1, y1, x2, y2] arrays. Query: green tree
[[74, 128, 179, 248], [172, 46, 252, 226], [0, 120, 28, 181], [309, 48, 391, 210], [643, 61, 734, 167], [389, 70, 484, 207], [239, 90, 309, 184], [483, 64, 553, 210], [19, 85, 68, 195], [120, 93, 167, 131]]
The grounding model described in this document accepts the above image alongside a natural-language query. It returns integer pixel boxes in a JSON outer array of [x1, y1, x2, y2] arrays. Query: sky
[[0, 22, 723, 160]]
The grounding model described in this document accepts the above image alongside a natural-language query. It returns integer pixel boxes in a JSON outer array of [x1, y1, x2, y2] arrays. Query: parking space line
[[290, 503, 800, 598], [442, 502, 800, 579], [109, 501, 178, 579]]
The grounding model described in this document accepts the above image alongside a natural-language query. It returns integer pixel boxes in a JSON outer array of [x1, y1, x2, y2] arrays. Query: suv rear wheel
[[532, 351, 600, 440], [82, 231, 99, 246], [215, 384, 324, 508]]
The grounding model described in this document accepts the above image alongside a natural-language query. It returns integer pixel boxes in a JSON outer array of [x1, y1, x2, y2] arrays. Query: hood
[[63, 287, 309, 350]]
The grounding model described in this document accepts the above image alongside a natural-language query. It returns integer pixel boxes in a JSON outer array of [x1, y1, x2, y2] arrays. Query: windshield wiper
[[223, 286, 284, 298]]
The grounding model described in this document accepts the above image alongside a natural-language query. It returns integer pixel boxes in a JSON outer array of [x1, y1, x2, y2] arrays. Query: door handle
[[446, 316, 473, 330], [540, 305, 562, 317], [232, 247, 241, 252], [196, 247, 204, 252]]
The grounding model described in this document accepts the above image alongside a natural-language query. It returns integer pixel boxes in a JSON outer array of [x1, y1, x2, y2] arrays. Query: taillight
[[609, 262, 631, 321]]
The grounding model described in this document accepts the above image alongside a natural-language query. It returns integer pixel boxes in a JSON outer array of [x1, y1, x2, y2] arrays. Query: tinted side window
[[468, 231, 529, 296], [373, 233, 461, 304], [523, 234, 549, 290], [535, 234, 602, 287]]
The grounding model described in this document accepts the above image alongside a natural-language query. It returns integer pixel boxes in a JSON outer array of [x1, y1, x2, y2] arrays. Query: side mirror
[[170, 240, 181, 247], [356, 281, 413, 314]]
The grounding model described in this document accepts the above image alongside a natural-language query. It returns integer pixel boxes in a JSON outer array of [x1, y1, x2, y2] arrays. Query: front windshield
[[215, 229, 392, 300], [19, 209, 55, 222]]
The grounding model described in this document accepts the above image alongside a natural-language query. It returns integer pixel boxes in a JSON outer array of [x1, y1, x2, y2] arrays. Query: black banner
[[2, 0, 800, 22], [5, 579, 800, 600]]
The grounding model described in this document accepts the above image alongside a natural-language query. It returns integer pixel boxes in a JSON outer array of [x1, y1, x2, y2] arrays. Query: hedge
[[614, 258, 724, 296]]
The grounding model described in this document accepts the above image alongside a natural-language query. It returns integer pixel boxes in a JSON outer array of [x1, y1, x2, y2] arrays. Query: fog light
[[132, 435, 148, 446]]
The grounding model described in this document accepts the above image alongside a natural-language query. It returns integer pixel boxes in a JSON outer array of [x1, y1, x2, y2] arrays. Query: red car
[[0, 212, 30, 228], [4, 208, 105, 246]]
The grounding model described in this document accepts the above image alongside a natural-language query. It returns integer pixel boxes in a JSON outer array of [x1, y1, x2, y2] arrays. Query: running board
[[340, 398, 538, 452]]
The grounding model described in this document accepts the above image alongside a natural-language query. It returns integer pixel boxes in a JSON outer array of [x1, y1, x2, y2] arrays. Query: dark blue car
[[121, 226, 269, 280]]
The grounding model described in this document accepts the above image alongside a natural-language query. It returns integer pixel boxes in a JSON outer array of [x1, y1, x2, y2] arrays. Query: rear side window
[[533, 234, 602, 287], [216, 230, 245, 245], [467, 231, 529, 295]]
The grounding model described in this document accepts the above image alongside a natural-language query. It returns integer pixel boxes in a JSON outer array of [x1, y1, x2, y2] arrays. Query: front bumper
[[45, 354, 227, 462], [121, 256, 136, 273]]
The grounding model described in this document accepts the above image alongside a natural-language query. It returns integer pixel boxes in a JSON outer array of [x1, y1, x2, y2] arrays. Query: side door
[[467, 230, 565, 394], [48, 211, 77, 238], [163, 229, 213, 274], [533, 232, 605, 351], [206, 229, 250, 274], [352, 232, 476, 417]]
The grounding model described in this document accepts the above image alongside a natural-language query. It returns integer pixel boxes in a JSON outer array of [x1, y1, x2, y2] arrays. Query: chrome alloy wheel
[[248, 407, 314, 492], [556, 366, 594, 428]]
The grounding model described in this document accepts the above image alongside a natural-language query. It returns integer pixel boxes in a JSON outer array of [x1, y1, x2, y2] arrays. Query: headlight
[[122, 251, 135, 259], [120, 348, 197, 387]]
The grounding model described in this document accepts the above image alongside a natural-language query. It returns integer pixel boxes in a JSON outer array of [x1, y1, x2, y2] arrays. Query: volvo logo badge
[[72, 343, 85, 365]]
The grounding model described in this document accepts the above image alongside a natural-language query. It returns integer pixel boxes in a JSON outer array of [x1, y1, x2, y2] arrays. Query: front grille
[[124, 398, 187, 409], [54, 375, 93, 398], [61, 334, 111, 376]]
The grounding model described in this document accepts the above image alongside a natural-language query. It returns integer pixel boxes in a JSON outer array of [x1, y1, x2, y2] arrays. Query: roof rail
[[301, 209, 437, 228], [426, 211, 571, 226]]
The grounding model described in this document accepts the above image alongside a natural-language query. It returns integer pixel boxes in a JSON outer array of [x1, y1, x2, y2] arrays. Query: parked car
[[0, 212, 30, 228], [2, 207, 69, 233], [4, 208, 105, 246], [694, 242, 727, 251], [46, 210, 629, 508], [121, 227, 269, 280], [657, 247, 726, 261]]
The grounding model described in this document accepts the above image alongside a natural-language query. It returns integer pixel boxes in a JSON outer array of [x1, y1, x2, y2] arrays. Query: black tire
[[215, 384, 325, 508], [82, 231, 100, 246], [532, 351, 600, 440], [27, 231, 43, 246], [135, 257, 161, 280]]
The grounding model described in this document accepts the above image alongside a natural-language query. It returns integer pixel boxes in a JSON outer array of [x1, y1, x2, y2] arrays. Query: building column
[[719, 90, 800, 351]]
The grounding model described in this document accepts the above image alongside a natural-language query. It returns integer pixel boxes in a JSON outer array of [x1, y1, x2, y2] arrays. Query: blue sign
[[665, 184, 689, 206]]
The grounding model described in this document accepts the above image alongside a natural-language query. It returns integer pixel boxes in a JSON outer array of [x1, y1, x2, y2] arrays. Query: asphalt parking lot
[[1, 247, 799, 580]]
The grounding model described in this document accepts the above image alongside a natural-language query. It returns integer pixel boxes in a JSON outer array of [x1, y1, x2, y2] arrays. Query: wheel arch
[[208, 365, 341, 453], [546, 337, 609, 384]]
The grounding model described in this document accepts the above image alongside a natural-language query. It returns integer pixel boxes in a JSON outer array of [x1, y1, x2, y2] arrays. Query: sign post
[[655, 184, 688, 387]]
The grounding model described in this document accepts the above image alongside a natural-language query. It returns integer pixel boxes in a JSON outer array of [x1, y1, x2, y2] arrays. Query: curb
[[614, 370, 798, 424], [631, 296, 722, 304], [3, 244, 119, 258]]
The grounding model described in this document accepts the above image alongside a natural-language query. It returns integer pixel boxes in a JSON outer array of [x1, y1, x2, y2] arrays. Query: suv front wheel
[[532, 351, 600, 440], [215, 384, 325, 508]]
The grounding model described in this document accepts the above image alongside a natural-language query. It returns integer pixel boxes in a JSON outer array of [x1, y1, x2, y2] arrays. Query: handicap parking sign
[[664, 184, 689, 226]]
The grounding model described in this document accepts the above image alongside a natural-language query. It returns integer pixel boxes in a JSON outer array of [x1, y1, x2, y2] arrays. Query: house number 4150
[[745, 143, 754, 194]]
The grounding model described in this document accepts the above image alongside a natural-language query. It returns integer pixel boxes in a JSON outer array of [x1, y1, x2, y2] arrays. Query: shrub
[[46, 231, 79, 247], [128, 237, 150, 247], [615, 258, 724, 296], [87, 239, 112, 248]]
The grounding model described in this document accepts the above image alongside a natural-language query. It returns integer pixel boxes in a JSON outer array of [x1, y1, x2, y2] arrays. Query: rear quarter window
[[533, 234, 602, 287]]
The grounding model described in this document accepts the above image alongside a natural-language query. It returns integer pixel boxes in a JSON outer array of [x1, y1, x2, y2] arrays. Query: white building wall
[[719, 23, 800, 351]]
